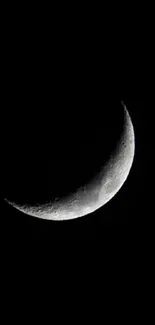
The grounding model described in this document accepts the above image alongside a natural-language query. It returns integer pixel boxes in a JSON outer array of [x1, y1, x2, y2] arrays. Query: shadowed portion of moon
[[4, 101, 135, 220]]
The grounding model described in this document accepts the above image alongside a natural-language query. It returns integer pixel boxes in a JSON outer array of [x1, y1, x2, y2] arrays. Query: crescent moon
[[5, 102, 135, 220]]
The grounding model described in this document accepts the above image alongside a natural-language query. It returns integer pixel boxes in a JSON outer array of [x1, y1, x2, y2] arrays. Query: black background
[[1, 22, 148, 239], [1, 99, 146, 239]]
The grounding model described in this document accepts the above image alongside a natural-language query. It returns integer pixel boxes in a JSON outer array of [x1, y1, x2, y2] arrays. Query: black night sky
[[1, 3, 151, 241], [1, 99, 146, 239]]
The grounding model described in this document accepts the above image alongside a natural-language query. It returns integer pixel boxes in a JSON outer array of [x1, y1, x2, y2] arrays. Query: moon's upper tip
[[121, 101, 126, 110], [121, 101, 132, 121]]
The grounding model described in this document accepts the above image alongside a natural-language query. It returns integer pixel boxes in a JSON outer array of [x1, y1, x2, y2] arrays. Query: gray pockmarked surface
[[5, 103, 135, 220]]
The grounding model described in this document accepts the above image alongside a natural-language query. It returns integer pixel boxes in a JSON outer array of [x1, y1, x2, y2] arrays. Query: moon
[[4, 102, 135, 220]]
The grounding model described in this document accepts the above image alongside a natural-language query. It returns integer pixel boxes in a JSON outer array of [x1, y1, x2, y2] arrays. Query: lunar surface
[[5, 102, 135, 220]]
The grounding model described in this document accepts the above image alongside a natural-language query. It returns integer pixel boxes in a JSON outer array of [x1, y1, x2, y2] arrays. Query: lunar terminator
[[5, 102, 135, 220]]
